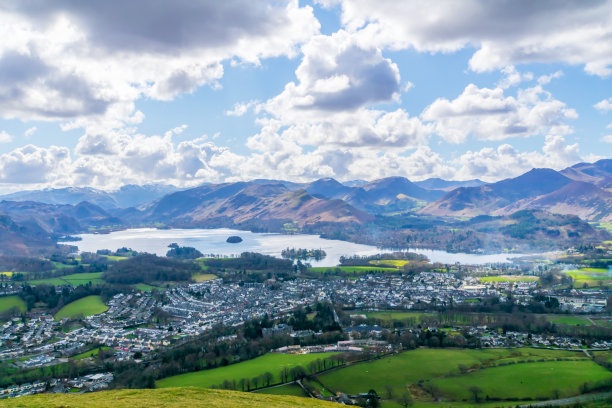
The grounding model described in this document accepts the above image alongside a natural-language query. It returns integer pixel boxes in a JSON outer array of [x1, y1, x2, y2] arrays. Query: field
[[479, 275, 539, 282], [430, 360, 612, 401], [28, 272, 105, 286], [545, 315, 593, 326], [316, 348, 598, 404], [132, 283, 159, 291], [0, 295, 26, 313], [256, 384, 306, 397], [368, 260, 409, 267], [55, 296, 108, 320], [157, 353, 338, 389], [2, 387, 338, 408], [309, 266, 397, 274], [563, 268, 612, 288], [363, 311, 435, 322], [72, 346, 112, 360], [193, 273, 218, 282]]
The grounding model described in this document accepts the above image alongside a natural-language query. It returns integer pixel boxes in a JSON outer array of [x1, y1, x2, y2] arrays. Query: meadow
[[479, 275, 539, 282], [72, 346, 112, 360], [309, 266, 397, 274], [55, 295, 108, 320], [28, 272, 105, 286], [362, 311, 435, 322], [316, 348, 598, 404], [2, 387, 338, 408], [156, 353, 338, 389], [0, 295, 26, 313]]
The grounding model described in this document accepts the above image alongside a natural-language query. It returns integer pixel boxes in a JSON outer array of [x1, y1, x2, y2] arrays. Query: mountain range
[[0, 159, 610, 255]]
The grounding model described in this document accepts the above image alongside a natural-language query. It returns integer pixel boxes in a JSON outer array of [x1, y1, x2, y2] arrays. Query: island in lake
[[226, 235, 243, 243]]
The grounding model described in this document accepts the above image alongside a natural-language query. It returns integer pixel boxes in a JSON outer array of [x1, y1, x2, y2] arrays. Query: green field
[[2, 387, 338, 408], [479, 275, 539, 282], [309, 266, 397, 273], [430, 360, 612, 401], [99, 255, 129, 261], [316, 348, 591, 402], [72, 346, 112, 360], [256, 384, 306, 397], [546, 315, 593, 326], [0, 295, 26, 313], [193, 273, 218, 282], [132, 283, 159, 291], [363, 311, 435, 322], [563, 268, 612, 288], [55, 295, 108, 320], [157, 353, 338, 389], [29, 272, 105, 286], [368, 260, 409, 267]]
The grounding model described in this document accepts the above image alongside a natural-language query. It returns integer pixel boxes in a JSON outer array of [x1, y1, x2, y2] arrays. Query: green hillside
[[2, 387, 339, 407]]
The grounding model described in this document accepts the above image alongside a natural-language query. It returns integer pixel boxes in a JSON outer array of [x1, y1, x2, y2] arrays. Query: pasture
[[479, 275, 539, 282], [28, 272, 105, 286], [316, 348, 594, 403], [0, 295, 26, 314], [156, 352, 338, 389], [55, 296, 108, 320], [193, 273, 218, 282]]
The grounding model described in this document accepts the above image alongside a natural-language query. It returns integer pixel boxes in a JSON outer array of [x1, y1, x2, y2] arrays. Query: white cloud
[[321, 0, 612, 76], [225, 100, 258, 117], [594, 98, 612, 112], [538, 71, 564, 85], [422, 84, 577, 143], [497, 66, 533, 89], [24, 126, 37, 138], [0, 144, 71, 183], [455, 135, 581, 181], [0, 0, 320, 128], [602, 135, 612, 143], [0, 130, 13, 143]]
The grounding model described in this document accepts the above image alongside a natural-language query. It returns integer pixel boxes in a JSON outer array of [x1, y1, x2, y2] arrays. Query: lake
[[75, 228, 532, 267]]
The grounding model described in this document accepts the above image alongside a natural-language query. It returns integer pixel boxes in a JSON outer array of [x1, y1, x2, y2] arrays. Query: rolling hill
[[1, 387, 339, 408]]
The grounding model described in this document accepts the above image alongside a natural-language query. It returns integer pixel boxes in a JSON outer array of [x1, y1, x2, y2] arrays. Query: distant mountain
[[305, 178, 353, 199], [561, 159, 612, 187], [143, 181, 372, 229], [342, 179, 368, 187], [420, 168, 573, 217], [496, 181, 612, 222], [0, 184, 180, 209], [414, 178, 485, 191], [0, 200, 122, 235]]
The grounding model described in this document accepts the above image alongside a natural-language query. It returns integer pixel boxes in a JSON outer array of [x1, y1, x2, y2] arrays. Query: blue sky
[[0, 0, 610, 191]]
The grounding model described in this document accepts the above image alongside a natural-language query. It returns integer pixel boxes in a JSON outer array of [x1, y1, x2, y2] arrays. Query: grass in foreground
[[55, 295, 108, 320], [0, 295, 26, 313], [1, 387, 339, 408], [157, 353, 338, 389]]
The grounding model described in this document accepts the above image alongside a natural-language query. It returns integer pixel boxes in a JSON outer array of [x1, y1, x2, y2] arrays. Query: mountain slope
[[145, 182, 372, 228], [2, 387, 340, 408], [496, 181, 612, 221], [420, 168, 573, 217], [561, 159, 612, 186]]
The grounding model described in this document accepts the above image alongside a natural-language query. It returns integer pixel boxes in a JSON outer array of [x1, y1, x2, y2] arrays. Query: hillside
[[497, 181, 612, 221], [1, 387, 339, 408], [420, 168, 574, 217], [144, 182, 372, 229]]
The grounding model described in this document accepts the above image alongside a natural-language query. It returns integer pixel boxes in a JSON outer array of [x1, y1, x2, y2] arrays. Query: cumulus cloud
[[594, 98, 612, 112], [455, 135, 581, 181], [24, 126, 37, 138], [320, 0, 612, 76], [0, 0, 320, 127], [422, 84, 577, 143], [602, 135, 612, 143], [225, 100, 258, 117], [0, 131, 13, 143], [0, 145, 71, 183]]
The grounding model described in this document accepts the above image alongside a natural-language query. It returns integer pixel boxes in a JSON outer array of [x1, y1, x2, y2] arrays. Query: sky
[[0, 0, 611, 192]]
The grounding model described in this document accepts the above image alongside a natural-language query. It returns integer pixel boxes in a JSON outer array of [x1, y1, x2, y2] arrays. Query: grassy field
[[430, 360, 612, 401], [563, 268, 612, 288], [368, 260, 409, 267], [157, 353, 338, 389], [72, 346, 112, 360], [256, 384, 306, 397], [132, 283, 159, 291], [545, 315, 593, 326], [55, 295, 108, 320], [2, 387, 339, 408], [99, 255, 129, 261], [0, 295, 26, 314], [193, 273, 218, 282], [309, 266, 397, 273], [479, 275, 539, 282], [28, 272, 105, 286], [363, 311, 435, 322], [317, 348, 590, 402]]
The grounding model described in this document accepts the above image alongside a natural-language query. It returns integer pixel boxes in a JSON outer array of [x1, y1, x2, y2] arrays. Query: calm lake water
[[75, 228, 531, 267]]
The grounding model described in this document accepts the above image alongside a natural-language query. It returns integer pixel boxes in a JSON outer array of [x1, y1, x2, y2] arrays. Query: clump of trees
[[103, 254, 200, 284], [281, 248, 326, 261], [166, 243, 203, 259]]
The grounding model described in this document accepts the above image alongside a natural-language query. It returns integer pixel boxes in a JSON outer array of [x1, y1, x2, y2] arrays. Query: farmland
[[54, 296, 108, 320], [0, 295, 27, 314], [28, 272, 105, 286], [315, 348, 603, 405], [479, 275, 539, 282], [157, 353, 339, 389]]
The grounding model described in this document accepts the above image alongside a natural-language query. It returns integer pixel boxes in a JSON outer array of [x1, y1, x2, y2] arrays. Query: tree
[[384, 384, 394, 399], [263, 371, 274, 387], [468, 385, 483, 402], [397, 391, 414, 407]]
